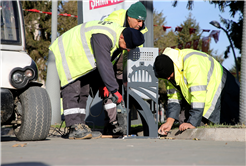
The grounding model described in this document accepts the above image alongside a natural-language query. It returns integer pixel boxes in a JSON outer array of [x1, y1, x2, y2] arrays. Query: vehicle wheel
[[14, 86, 52, 141]]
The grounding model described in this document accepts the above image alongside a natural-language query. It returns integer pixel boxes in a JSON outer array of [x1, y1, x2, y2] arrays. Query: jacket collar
[[163, 47, 184, 86]]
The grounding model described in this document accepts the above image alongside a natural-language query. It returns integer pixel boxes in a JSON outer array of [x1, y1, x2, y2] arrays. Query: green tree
[[154, 9, 178, 101], [21, 1, 77, 84], [176, 13, 224, 64], [57, 1, 78, 35], [176, 13, 202, 50], [21, 1, 53, 84], [153, 9, 167, 51], [153, 9, 177, 53]]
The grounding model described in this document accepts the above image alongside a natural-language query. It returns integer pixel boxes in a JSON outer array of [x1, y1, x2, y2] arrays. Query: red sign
[[89, 0, 124, 10]]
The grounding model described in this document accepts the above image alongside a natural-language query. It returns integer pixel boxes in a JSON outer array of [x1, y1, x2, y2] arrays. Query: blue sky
[[153, 0, 241, 70]]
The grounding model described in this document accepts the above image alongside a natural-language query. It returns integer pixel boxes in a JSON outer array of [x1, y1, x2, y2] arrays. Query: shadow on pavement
[[2, 162, 50, 166], [1, 136, 18, 142]]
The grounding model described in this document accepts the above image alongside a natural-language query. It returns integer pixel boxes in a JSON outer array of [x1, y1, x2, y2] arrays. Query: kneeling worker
[[49, 20, 144, 139], [153, 47, 240, 135]]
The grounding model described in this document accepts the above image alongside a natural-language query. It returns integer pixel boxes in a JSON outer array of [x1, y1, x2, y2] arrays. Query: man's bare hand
[[158, 118, 174, 135], [179, 123, 195, 131]]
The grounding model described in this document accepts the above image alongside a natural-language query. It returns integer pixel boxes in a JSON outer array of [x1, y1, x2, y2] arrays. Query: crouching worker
[[153, 47, 240, 135], [49, 21, 144, 139]]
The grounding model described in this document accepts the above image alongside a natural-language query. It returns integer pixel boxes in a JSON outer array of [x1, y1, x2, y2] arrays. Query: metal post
[[46, 0, 61, 125], [140, 1, 153, 47], [77, 1, 83, 24], [239, 2, 246, 124]]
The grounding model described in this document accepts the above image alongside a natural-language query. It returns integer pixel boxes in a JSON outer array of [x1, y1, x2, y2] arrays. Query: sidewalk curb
[[166, 128, 246, 142]]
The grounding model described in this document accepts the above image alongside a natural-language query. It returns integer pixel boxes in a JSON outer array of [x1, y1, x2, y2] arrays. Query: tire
[[15, 86, 52, 141]]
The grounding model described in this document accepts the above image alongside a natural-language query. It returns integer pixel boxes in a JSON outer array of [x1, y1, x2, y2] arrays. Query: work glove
[[99, 86, 109, 98], [113, 91, 123, 104]]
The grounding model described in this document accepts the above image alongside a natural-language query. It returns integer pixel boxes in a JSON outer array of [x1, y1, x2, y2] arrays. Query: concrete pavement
[[1, 135, 245, 166], [1, 127, 246, 166]]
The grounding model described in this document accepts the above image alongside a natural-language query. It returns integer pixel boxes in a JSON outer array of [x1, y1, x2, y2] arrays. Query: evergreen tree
[[164, 30, 178, 49], [177, 13, 224, 64], [153, 9, 168, 99], [153, 9, 167, 50], [153, 9, 177, 54], [21, 1, 53, 84], [58, 1, 78, 35], [176, 13, 201, 50]]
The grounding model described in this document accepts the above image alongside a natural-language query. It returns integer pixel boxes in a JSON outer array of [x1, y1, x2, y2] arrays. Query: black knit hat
[[122, 27, 145, 49], [153, 54, 174, 79]]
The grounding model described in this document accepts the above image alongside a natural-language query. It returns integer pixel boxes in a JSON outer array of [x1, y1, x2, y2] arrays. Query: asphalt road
[[1, 135, 245, 166]]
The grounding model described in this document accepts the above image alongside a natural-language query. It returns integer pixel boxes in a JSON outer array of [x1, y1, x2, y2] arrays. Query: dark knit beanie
[[154, 54, 174, 79], [122, 27, 145, 49], [127, 2, 146, 20]]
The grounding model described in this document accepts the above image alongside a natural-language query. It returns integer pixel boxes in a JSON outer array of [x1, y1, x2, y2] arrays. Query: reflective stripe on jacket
[[163, 48, 227, 123], [49, 21, 125, 87]]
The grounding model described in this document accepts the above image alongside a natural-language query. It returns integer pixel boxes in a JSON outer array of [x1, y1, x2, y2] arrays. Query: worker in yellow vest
[[153, 47, 240, 135], [101, 1, 148, 135], [49, 20, 144, 139]]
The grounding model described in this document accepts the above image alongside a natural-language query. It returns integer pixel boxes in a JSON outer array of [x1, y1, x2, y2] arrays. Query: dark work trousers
[[179, 68, 240, 126], [220, 68, 240, 124], [61, 69, 103, 127]]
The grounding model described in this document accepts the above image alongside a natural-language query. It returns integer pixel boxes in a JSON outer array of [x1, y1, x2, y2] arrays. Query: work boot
[[83, 124, 102, 139], [69, 124, 92, 140], [91, 131, 102, 139]]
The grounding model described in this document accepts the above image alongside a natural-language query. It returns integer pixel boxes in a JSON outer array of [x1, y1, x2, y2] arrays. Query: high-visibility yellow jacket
[[49, 20, 125, 87], [104, 9, 148, 35], [162, 48, 227, 126]]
